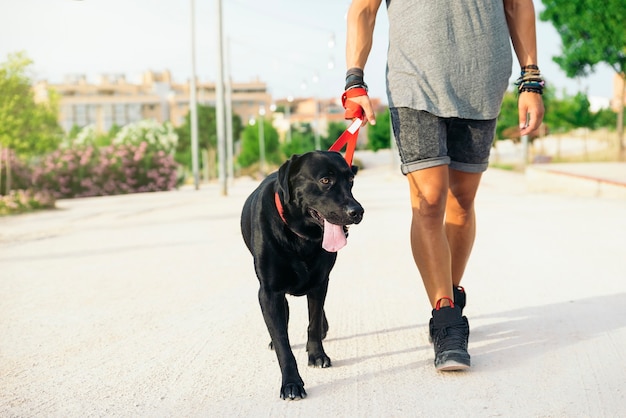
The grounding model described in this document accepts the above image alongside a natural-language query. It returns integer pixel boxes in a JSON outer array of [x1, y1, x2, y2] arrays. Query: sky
[[0, 0, 617, 107]]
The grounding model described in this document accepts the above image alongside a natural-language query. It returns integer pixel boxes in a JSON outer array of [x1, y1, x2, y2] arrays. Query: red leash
[[328, 117, 361, 166], [328, 87, 366, 166]]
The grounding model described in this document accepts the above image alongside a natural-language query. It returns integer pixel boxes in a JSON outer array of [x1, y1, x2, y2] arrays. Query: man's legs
[[407, 166, 481, 370], [446, 168, 482, 287], [390, 107, 494, 369], [407, 165, 452, 308], [407, 166, 481, 306]]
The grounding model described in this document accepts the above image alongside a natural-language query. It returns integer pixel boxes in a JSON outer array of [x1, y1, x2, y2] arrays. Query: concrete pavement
[[1, 151, 626, 417]]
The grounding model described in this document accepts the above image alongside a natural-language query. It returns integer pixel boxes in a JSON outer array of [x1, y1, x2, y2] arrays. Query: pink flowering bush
[[0, 148, 33, 193], [1, 121, 181, 215], [32, 142, 180, 198], [0, 189, 55, 216], [0, 149, 54, 216]]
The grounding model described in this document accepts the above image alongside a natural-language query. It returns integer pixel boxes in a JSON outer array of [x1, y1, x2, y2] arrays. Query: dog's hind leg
[[306, 281, 332, 368], [258, 288, 306, 400]]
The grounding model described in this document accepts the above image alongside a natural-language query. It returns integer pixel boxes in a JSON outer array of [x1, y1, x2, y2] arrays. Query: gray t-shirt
[[385, 0, 513, 119]]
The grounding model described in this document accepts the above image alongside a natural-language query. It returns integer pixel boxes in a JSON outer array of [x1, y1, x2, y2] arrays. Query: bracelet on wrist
[[345, 83, 368, 92], [521, 64, 539, 72], [346, 67, 364, 79], [345, 68, 367, 91], [515, 66, 545, 95]]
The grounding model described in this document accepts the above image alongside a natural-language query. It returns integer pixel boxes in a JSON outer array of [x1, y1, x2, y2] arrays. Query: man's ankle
[[434, 296, 454, 310]]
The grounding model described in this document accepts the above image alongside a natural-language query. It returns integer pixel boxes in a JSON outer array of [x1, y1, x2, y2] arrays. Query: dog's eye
[[320, 177, 331, 185]]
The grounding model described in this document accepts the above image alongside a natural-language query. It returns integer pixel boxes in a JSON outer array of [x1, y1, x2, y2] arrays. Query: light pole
[[224, 38, 234, 185], [312, 72, 320, 150], [215, 0, 227, 195], [189, 0, 200, 190], [286, 95, 293, 143], [258, 105, 266, 176]]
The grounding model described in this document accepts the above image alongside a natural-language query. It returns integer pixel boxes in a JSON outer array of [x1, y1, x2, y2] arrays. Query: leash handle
[[328, 118, 361, 166], [342, 87, 368, 119]]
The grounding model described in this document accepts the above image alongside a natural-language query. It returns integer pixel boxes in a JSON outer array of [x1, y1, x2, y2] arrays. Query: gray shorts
[[390, 107, 496, 175]]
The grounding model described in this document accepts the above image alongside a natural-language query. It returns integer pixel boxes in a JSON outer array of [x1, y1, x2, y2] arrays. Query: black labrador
[[240, 150, 364, 400]]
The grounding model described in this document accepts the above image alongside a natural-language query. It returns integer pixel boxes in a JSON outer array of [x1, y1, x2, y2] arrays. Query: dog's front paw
[[280, 382, 307, 400], [308, 352, 332, 368]]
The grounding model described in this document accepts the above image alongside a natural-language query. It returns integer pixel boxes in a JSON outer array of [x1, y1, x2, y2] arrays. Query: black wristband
[[345, 68, 366, 91], [346, 67, 364, 79]]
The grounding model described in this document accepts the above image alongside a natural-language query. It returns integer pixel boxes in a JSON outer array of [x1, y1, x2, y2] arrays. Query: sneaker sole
[[436, 360, 470, 371]]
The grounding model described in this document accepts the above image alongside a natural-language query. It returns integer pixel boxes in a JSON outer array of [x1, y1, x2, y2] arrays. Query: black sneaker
[[453, 286, 466, 313], [428, 286, 466, 343], [430, 297, 470, 371]]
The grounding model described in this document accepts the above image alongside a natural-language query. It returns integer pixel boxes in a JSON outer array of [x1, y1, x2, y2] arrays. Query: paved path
[[1, 154, 626, 417]]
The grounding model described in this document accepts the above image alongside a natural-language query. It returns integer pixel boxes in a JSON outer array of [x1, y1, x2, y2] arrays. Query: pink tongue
[[322, 219, 347, 252]]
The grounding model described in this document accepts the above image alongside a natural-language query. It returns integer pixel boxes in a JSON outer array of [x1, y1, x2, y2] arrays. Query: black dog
[[241, 151, 364, 400]]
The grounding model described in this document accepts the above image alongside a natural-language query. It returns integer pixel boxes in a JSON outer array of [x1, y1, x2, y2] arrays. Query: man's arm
[[345, 0, 382, 125], [503, 0, 545, 135]]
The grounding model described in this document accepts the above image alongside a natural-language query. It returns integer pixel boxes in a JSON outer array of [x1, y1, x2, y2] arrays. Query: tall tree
[[540, 0, 626, 152], [323, 121, 351, 151], [175, 104, 242, 175], [0, 51, 62, 156], [0, 51, 62, 192], [237, 119, 281, 170]]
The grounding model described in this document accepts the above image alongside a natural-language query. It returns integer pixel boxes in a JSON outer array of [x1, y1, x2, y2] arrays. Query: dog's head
[[277, 151, 364, 251]]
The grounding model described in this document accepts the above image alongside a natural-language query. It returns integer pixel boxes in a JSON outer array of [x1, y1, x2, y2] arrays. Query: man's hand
[[518, 91, 544, 136], [343, 89, 376, 126]]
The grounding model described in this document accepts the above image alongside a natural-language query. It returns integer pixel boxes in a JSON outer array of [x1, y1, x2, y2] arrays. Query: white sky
[[0, 0, 617, 104]]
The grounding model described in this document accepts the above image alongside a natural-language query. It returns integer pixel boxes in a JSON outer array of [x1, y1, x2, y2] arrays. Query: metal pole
[[215, 0, 227, 195], [313, 72, 320, 150], [286, 95, 293, 143], [189, 0, 200, 190], [314, 97, 321, 150], [259, 106, 266, 176], [224, 38, 234, 185]]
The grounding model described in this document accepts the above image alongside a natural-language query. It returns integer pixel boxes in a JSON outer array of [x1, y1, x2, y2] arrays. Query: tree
[[592, 107, 617, 130], [174, 104, 242, 176], [238, 119, 281, 169], [175, 104, 217, 170], [0, 51, 62, 156], [540, 0, 626, 151], [496, 91, 520, 140], [0, 51, 62, 193], [280, 122, 319, 157], [282, 126, 315, 157], [367, 107, 392, 151], [323, 121, 350, 151]]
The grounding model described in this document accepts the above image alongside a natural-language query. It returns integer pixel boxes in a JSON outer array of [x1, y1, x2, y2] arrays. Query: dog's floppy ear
[[277, 154, 300, 203], [351, 165, 359, 175]]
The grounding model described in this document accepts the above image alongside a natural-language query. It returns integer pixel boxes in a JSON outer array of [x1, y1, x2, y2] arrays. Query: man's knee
[[448, 172, 481, 212]]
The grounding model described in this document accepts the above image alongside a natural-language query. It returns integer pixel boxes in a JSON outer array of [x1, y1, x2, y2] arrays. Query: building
[[33, 69, 386, 149], [272, 95, 384, 146], [34, 70, 273, 133]]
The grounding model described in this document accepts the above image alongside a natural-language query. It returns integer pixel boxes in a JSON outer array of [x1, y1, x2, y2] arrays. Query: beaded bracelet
[[515, 65, 545, 95], [521, 64, 539, 72]]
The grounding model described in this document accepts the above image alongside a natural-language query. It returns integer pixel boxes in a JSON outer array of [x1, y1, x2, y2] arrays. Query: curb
[[525, 163, 626, 199]]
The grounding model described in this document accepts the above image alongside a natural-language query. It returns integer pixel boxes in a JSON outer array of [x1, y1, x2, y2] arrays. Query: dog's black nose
[[346, 203, 364, 223]]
